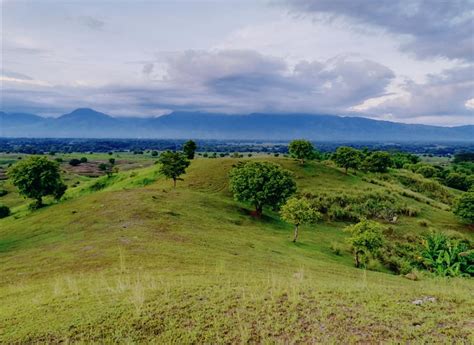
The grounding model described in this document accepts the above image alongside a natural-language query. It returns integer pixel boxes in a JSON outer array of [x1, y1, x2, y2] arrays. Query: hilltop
[[1, 108, 473, 141], [0, 155, 473, 342]]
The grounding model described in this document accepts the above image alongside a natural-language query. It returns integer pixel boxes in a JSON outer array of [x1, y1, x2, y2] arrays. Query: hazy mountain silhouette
[[1, 108, 473, 141]]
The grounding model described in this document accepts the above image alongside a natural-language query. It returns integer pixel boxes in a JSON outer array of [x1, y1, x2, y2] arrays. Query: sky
[[1, 0, 473, 126]]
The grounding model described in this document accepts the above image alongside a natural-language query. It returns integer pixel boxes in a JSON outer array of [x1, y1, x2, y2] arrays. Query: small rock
[[411, 296, 436, 305]]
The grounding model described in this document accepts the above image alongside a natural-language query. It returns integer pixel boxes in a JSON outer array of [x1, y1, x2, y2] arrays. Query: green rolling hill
[[0, 157, 472, 343]]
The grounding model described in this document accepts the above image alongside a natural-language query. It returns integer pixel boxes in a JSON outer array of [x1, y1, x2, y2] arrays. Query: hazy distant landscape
[[2, 108, 473, 140], [1, 0, 473, 343]]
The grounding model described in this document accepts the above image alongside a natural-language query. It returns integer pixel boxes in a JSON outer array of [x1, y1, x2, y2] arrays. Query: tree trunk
[[293, 225, 299, 242], [345, 167, 348, 174], [173, 178, 177, 188], [355, 251, 360, 268], [254, 205, 263, 218]]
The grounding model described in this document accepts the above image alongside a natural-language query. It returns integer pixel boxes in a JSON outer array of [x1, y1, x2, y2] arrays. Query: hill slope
[[0, 158, 472, 342], [1, 109, 473, 141]]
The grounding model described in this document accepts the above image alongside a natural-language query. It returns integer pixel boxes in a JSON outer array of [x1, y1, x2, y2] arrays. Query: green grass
[[0, 157, 472, 343]]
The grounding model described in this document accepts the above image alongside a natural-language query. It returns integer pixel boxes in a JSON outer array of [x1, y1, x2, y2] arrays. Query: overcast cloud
[[1, 0, 473, 125]]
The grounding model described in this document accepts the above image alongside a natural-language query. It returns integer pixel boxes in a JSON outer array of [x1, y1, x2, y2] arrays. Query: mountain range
[[1, 108, 473, 141]]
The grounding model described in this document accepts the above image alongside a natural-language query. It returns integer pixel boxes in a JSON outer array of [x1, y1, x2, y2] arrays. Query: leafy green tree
[[362, 151, 392, 173], [288, 139, 315, 164], [7, 156, 67, 208], [332, 146, 362, 174], [280, 197, 321, 242], [391, 152, 420, 168], [151, 150, 159, 157], [109, 158, 116, 165], [344, 220, 385, 268], [453, 191, 474, 224], [229, 161, 296, 217], [183, 140, 197, 160], [158, 151, 190, 188], [80, 157, 88, 163]]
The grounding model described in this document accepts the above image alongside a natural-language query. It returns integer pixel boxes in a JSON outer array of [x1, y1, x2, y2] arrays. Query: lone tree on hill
[[453, 191, 474, 224], [8, 156, 67, 209], [362, 151, 392, 173], [183, 140, 197, 160], [229, 161, 296, 217], [344, 220, 384, 268], [288, 139, 315, 164], [158, 151, 190, 188], [332, 146, 362, 174], [280, 197, 321, 242]]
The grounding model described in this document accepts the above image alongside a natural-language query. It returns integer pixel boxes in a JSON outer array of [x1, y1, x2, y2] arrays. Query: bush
[[80, 157, 88, 163], [453, 191, 474, 224], [421, 232, 473, 277], [329, 242, 344, 256], [0, 189, 8, 197], [54, 158, 63, 163], [396, 171, 453, 204], [69, 158, 81, 166], [444, 172, 470, 191], [417, 219, 430, 227], [0, 204, 10, 218], [416, 165, 437, 178]]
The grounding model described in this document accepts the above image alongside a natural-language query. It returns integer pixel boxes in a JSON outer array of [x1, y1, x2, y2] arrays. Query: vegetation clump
[[0, 204, 10, 218], [344, 220, 385, 268], [453, 191, 474, 224], [332, 146, 362, 174], [229, 161, 296, 217], [7, 156, 67, 208], [183, 140, 197, 160], [288, 139, 316, 164], [158, 151, 190, 188], [280, 197, 321, 242]]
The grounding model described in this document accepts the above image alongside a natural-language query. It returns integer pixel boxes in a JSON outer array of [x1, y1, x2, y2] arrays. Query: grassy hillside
[[0, 157, 472, 343]]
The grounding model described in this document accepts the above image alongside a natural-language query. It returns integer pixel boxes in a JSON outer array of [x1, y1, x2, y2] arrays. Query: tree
[[229, 161, 296, 217], [7, 156, 67, 208], [332, 146, 362, 174], [453, 191, 474, 224], [288, 139, 315, 164], [109, 158, 116, 165], [344, 220, 385, 268], [280, 197, 321, 242], [416, 165, 437, 178], [183, 140, 197, 160], [362, 151, 392, 173], [69, 158, 81, 166], [445, 172, 469, 191], [151, 150, 159, 157], [80, 157, 88, 163], [158, 151, 190, 188]]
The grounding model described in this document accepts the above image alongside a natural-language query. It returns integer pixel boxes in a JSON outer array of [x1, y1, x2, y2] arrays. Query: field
[[0, 154, 473, 343]]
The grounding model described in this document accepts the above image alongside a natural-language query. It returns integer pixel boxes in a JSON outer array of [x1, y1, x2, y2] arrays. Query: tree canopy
[[158, 151, 190, 187], [7, 156, 67, 208], [453, 191, 474, 224], [332, 146, 362, 174], [183, 140, 197, 160], [229, 161, 296, 217], [288, 139, 315, 164], [344, 220, 385, 268], [362, 151, 392, 173], [280, 197, 321, 242]]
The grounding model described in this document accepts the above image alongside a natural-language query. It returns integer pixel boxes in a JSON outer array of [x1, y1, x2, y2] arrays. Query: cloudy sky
[[1, 0, 473, 125]]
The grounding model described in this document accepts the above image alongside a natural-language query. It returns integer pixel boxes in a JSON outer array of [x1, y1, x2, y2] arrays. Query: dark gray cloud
[[2, 49, 395, 117], [285, 0, 474, 62]]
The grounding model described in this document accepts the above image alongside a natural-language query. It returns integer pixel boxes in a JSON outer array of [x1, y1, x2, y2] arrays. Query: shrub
[[444, 172, 470, 191], [396, 171, 453, 204], [417, 219, 430, 227], [0, 204, 10, 218], [416, 165, 437, 178], [69, 158, 81, 166], [80, 157, 88, 163], [329, 242, 344, 256], [453, 191, 474, 224], [0, 189, 8, 197], [344, 220, 385, 268]]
